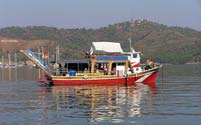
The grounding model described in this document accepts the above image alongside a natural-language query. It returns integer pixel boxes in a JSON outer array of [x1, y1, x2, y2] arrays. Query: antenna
[[128, 38, 132, 52], [128, 18, 134, 53]]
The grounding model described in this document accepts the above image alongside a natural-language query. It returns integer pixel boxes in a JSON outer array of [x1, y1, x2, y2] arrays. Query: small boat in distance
[[20, 41, 162, 86]]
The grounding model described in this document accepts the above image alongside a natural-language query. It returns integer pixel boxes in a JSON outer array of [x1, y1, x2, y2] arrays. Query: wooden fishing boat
[[21, 42, 162, 85]]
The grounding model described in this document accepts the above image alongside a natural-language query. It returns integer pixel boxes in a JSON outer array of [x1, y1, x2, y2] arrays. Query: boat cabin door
[[129, 52, 142, 73]]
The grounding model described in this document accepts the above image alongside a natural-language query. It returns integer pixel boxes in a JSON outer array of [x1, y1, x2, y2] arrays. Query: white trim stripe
[[135, 71, 154, 83]]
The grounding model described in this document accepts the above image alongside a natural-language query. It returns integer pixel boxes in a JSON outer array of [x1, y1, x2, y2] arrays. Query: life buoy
[[83, 75, 88, 79]]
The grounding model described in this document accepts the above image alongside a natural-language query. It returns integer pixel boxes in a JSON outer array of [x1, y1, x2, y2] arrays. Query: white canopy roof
[[91, 42, 123, 54]]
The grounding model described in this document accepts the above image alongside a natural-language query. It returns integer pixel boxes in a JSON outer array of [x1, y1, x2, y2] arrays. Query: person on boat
[[111, 68, 115, 75], [95, 67, 100, 74], [145, 59, 154, 70], [84, 68, 88, 73], [53, 63, 60, 75], [104, 66, 108, 75]]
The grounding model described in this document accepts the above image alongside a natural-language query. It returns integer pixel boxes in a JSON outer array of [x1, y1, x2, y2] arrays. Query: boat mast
[[14, 53, 17, 66], [1, 56, 3, 65], [1, 56, 3, 68], [55, 45, 60, 63], [8, 53, 11, 66]]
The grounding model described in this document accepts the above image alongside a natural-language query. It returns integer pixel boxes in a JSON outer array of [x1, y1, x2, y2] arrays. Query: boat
[[20, 41, 162, 85]]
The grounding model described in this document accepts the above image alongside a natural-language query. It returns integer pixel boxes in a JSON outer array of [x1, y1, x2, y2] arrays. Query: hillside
[[0, 19, 201, 64]]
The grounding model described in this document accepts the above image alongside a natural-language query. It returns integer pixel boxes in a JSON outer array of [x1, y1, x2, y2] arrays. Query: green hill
[[0, 19, 201, 64]]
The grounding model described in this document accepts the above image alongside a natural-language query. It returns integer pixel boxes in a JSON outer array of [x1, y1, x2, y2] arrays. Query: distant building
[[0, 39, 19, 43]]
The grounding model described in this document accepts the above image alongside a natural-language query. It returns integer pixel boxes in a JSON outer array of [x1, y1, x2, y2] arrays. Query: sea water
[[0, 65, 201, 125]]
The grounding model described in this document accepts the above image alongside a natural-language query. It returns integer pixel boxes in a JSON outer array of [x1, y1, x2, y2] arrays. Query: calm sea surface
[[0, 65, 201, 125]]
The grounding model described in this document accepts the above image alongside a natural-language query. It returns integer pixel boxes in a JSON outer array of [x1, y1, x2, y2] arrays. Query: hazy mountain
[[0, 19, 201, 64]]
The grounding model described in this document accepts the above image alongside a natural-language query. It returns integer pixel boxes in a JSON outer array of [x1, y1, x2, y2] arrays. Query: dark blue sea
[[0, 64, 201, 125]]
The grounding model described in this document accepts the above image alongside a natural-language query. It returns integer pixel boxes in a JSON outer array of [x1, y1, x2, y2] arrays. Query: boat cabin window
[[133, 54, 138, 58], [94, 62, 108, 74], [93, 62, 126, 75], [64, 62, 89, 73], [116, 62, 125, 65], [125, 53, 138, 58]]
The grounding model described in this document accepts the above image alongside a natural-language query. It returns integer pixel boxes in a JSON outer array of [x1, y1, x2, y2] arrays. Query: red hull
[[53, 77, 138, 85], [50, 70, 159, 86]]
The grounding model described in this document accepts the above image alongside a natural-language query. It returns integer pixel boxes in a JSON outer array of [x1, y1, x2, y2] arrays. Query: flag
[[89, 46, 93, 55], [42, 48, 48, 59]]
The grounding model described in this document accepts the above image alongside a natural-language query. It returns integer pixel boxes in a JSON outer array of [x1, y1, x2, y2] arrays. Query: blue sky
[[1, 0, 201, 30]]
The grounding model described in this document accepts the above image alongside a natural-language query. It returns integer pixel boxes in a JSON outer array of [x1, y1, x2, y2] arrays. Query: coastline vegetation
[[0, 19, 201, 64]]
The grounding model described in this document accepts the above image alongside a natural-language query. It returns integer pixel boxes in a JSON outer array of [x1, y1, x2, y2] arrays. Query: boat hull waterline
[[47, 68, 160, 85]]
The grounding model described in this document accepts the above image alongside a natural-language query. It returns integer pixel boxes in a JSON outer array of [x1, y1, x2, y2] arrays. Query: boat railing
[[50, 62, 162, 77], [50, 69, 116, 77]]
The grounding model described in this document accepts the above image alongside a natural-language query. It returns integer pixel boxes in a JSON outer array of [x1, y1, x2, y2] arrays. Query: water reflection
[[45, 83, 157, 124]]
